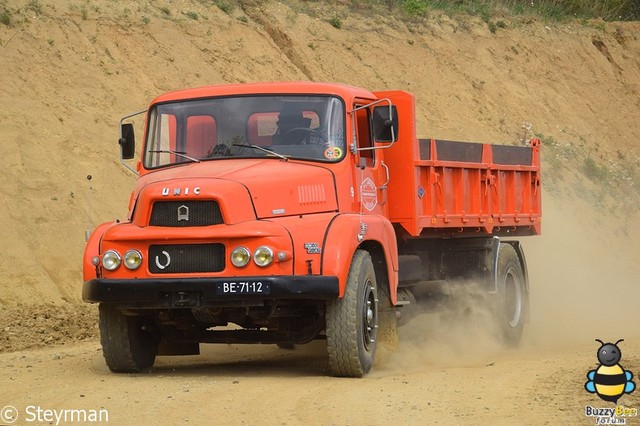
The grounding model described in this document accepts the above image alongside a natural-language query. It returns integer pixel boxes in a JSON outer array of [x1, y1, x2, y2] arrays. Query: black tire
[[494, 243, 526, 345], [326, 250, 379, 377], [99, 304, 158, 373]]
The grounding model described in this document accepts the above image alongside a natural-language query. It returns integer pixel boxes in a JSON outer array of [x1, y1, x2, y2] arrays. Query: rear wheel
[[494, 243, 526, 344], [326, 250, 378, 377], [99, 304, 158, 373]]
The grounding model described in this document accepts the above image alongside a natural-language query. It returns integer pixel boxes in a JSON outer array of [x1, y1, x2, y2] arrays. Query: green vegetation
[[26, 0, 43, 15], [352, 0, 639, 21], [211, 0, 234, 14], [0, 9, 10, 26], [2, 0, 638, 31], [185, 10, 199, 20], [288, 0, 639, 34], [399, 0, 429, 16], [583, 156, 608, 181], [329, 16, 343, 28]]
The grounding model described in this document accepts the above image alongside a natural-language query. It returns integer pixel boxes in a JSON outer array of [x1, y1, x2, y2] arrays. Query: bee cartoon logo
[[585, 339, 636, 404]]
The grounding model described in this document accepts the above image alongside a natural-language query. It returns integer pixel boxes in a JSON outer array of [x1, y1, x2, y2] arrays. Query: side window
[[354, 107, 374, 165]]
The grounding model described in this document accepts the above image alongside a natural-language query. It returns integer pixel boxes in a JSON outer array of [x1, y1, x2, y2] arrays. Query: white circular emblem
[[155, 250, 171, 270]]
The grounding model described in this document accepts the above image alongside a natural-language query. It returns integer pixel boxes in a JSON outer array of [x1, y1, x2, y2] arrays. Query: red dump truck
[[83, 82, 541, 377]]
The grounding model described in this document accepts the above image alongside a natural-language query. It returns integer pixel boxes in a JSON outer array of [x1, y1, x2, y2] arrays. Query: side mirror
[[119, 123, 135, 160], [372, 105, 398, 143]]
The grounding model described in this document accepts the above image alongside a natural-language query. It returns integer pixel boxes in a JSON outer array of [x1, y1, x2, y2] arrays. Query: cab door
[[351, 100, 389, 218]]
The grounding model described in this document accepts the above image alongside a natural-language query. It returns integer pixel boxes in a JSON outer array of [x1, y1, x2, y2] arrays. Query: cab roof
[[149, 81, 377, 105]]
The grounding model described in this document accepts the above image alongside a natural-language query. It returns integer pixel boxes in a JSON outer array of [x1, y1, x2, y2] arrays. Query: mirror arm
[[349, 98, 393, 114], [119, 109, 147, 176], [120, 152, 139, 176], [119, 109, 147, 139], [351, 98, 397, 152]]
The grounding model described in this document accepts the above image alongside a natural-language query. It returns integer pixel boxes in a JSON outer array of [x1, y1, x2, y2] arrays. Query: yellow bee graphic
[[585, 339, 636, 404]]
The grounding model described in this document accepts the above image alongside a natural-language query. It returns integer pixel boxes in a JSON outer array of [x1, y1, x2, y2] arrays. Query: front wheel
[[99, 304, 158, 373], [326, 250, 379, 377], [493, 243, 527, 345]]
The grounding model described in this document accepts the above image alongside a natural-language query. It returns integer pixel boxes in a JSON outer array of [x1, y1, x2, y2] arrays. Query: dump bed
[[379, 91, 541, 238]]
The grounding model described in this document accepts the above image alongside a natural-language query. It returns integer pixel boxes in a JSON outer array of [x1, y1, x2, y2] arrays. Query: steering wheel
[[281, 127, 327, 145]]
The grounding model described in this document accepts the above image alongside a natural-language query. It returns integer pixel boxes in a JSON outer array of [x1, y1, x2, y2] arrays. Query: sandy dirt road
[[1, 324, 639, 425]]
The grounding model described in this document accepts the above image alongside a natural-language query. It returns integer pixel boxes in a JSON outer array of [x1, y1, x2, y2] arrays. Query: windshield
[[143, 95, 346, 168]]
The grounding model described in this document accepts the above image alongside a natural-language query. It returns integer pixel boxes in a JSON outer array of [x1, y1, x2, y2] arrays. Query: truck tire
[[494, 243, 526, 345], [99, 304, 158, 373], [326, 250, 378, 377]]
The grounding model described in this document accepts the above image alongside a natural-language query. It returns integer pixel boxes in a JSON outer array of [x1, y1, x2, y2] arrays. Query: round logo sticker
[[324, 146, 343, 160]]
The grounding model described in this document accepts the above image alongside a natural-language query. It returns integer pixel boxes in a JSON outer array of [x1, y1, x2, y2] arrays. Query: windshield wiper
[[149, 150, 200, 163], [232, 143, 288, 161]]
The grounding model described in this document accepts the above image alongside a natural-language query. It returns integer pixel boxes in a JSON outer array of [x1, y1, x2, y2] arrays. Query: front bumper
[[83, 276, 339, 308]]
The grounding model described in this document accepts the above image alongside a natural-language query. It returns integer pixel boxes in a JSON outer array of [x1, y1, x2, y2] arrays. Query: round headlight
[[123, 249, 143, 270], [102, 250, 121, 271], [253, 246, 274, 267], [231, 246, 251, 268]]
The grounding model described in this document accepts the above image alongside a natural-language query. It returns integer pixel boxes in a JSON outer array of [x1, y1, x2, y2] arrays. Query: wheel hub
[[362, 281, 377, 350]]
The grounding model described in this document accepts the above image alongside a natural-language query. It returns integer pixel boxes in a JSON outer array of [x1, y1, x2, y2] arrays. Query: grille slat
[[150, 201, 223, 227], [149, 244, 225, 274]]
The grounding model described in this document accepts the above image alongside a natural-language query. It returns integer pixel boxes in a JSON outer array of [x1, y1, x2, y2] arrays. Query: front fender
[[82, 221, 117, 281], [321, 214, 398, 303]]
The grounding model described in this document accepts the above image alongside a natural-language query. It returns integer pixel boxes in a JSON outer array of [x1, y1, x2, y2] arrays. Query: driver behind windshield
[[272, 105, 317, 145]]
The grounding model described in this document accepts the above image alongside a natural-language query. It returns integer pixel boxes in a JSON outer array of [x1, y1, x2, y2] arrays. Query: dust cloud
[[525, 191, 640, 346], [381, 283, 505, 375], [385, 187, 640, 374]]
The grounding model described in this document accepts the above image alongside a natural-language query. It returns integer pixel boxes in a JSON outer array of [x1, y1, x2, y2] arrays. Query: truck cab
[[84, 82, 403, 377]]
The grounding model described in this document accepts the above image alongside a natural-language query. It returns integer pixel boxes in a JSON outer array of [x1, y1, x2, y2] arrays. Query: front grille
[[150, 201, 223, 227], [149, 244, 225, 274]]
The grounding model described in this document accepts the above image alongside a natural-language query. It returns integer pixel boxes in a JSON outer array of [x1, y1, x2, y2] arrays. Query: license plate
[[216, 281, 270, 295]]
